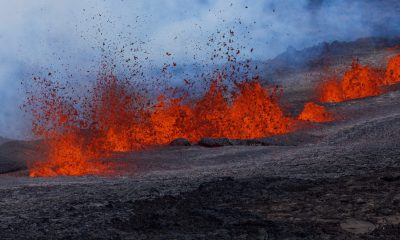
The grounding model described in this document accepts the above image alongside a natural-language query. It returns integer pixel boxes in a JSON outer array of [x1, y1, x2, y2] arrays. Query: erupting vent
[[384, 54, 400, 85], [318, 54, 400, 103], [25, 52, 400, 177], [318, 60, 384, 103], [26, 74, 297, 177], [298, 102, 334, 123]]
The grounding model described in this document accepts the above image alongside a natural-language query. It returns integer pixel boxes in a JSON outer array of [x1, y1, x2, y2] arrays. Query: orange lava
[[318, 53, 400, 103], [26, 51, 400, 177], [28, 132, 112, 177], [26, 77, 114, 177], [318, 60, 384, 103], [228, 81, 293, 138], [298, 102, 334, 123], [384, 54, 400, 85], [26, 74, 295, 177]]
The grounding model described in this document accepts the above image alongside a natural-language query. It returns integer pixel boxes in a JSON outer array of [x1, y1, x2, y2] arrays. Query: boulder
[[170, 138, 191, 146]]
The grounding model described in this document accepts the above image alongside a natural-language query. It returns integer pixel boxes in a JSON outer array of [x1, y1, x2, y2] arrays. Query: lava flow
[[26, 72, 296, 177]]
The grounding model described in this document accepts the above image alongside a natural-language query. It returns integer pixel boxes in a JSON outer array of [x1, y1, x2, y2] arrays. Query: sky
[[0, 0, 400, 139]]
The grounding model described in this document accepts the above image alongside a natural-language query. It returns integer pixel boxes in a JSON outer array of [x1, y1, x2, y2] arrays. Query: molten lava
[[318, 53, 400, 103], [29, 132, 112, 177], [318, 60, 384, 103], [227, 81, 293, 138], [26, 77, 113, 177], [26, 74, 295, 177], [384, 54, 400, 85], [26, 50, 400, 177], [298, 102, 334, 123]]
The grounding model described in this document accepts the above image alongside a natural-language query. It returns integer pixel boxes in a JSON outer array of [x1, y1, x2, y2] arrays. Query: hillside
[[262, 37, 400, 84], [0, 136, 11, 145]]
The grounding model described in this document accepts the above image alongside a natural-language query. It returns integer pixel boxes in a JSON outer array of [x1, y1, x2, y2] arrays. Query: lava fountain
[[318, 53, 400, 103], [298, 102, 334, 123], [318, 60, 384, 103], [384, 54, 400, 85], [25, 71, 297, 177], [25, 50, 400, 177]]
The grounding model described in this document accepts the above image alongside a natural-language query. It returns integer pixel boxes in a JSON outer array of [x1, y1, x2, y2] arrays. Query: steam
[[0, 0, 399, 139]]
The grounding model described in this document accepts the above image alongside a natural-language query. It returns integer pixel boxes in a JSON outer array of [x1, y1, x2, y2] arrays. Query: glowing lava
[[384, 54, 400, 85], [318, 60, 384, 103], [318, 53, 400, 103], [27, 48, 398, 177], [298, 102, 334, 123], [26, 77, 113, 177], [29, 132, 112, 177], [26, 73, 295, 177]]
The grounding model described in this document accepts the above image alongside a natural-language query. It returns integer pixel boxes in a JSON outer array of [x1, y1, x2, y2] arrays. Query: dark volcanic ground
[[1, 47, 400, 239], [0, 88, 399, 239]]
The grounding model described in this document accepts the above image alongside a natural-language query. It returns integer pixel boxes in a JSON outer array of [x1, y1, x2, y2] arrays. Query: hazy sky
[[0, 0, 400, 139]]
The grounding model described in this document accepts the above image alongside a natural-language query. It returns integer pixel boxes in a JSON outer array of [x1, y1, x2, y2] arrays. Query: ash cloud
[[0, 0, 399, 139]]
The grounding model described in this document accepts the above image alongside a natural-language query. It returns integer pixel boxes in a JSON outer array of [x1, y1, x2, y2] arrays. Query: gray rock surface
[[170, 138, 191, 146], [0, 140, 45, 174], [198, 137, 233, 147]]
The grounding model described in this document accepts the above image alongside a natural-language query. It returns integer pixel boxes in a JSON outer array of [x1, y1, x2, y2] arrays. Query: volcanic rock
[[230, 132, 322, 146], [169, 138, 191, 146], [392, 194, 400, 205], [340, 219, 376, 234], [198, 138, 233, 147], [380, 175, 400, 182], [355, 198, 366, 205], [196, 132, 322, 148]]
